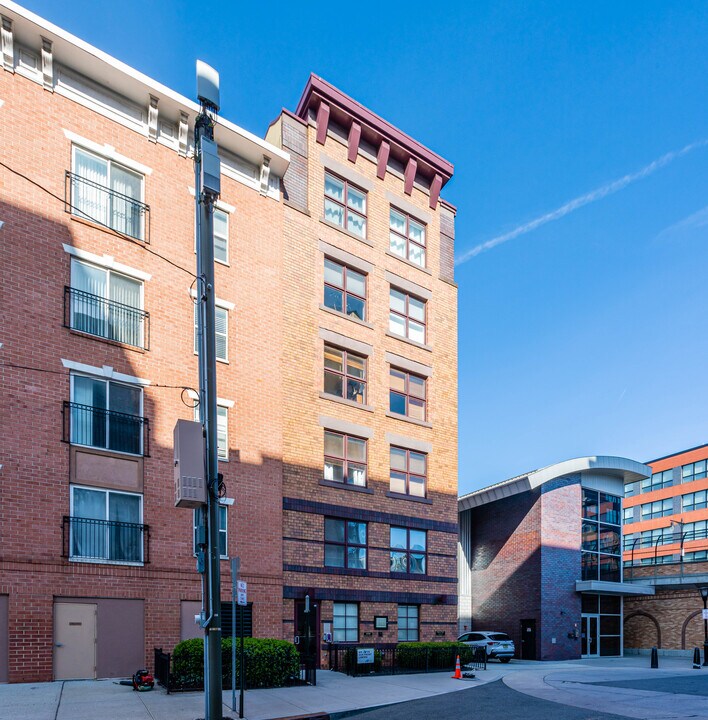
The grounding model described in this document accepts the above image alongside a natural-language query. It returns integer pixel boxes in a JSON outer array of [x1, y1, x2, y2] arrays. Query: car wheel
[[499, 658, 511, 664]]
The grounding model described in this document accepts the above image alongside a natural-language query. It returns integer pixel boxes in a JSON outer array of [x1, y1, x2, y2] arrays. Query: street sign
[[702, 609, 708, 621], [357, 648, 374, 664], [237, 580, 247, 606]]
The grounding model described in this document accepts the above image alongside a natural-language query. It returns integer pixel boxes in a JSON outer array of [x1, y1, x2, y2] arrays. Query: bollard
[[694, 648, 702, 669], [650, 646, 659, 669]]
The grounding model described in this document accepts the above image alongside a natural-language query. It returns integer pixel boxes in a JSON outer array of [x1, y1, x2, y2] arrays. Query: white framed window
[[214, 208, 229, 264], [194, 304, 229, 362], [193, 403, 229, 461], [70, 258, 145, 348], [193, 504, 228, 559], [333, 602, 358, 642], [69, 484, 143, 564], [397, 605, 419, 642], [71, 146, 145, 240], [70, 373, 144, 455]]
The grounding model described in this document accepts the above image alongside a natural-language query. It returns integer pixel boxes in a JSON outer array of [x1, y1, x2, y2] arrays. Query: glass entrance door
[[581, 615, 599, 657]]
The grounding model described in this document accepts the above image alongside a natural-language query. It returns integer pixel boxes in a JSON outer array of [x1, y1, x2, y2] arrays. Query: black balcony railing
[[65, 171, 150, 242], [63, 401, 150, 456], [63, 515, 149, 564], [64, 286, 150, 350]]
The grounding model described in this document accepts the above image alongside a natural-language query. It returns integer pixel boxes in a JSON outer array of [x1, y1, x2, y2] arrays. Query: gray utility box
[[174, 419, 206, 508]]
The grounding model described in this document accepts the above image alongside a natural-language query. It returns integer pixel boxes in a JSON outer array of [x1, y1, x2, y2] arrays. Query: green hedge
[[395, 642, 475, 670], [171, 637, 300, 689]]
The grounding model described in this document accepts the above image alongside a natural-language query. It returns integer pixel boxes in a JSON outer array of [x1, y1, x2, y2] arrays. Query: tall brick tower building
[[0, 2, 458, 681]]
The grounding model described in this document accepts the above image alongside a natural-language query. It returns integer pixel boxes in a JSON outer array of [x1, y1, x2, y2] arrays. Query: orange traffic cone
[[452, 654, 462, 679]]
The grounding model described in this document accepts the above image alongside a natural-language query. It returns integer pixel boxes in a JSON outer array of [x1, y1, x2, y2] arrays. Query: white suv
[[458, 631, 515, 663]]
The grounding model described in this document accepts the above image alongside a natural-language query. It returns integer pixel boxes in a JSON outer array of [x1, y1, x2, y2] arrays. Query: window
[[641, 470, 673, 493], [389, 368, 426, 421], [389, 208, 426, 267], [684, 520, 708, 540], [683, 461, 707, 484], [641, 498, 673, 519], [686, 550, 708, 562], [324, 518, 367, 569], [389, 288, 426, 344], [581, 489, 621, 583], [624, 481, 639, 497], [70, 374, 144, 455], [323, 258, 366, 321], [623, 507, 635, 524], [324, 431, 367, 486], [193, 505, 228, 559], [70, 485, 143, 563], [640, 528, 675, 548], [212, 209, 229, 264], [390, 446, 427, 497], [323, 345, 366, 404], [324, 172, 366, 238], [193, 404, 229, 461], [390, 527, 427, 574], [194, 304, 228, 362], [333, 602, 358, 642], [69, 259, 146, 349], [397, 605, 419, 642], [71, 146, 145, 240], [683, 491, 707, 513]]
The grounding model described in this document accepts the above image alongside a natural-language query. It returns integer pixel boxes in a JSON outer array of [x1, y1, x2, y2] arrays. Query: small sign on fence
[[357, 648, 375, 664]]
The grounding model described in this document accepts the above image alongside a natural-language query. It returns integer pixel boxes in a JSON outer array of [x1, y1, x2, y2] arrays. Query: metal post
[[231, 558, 238, 715], [703, 594, 708, 667], [239, 604, 245, 719], [194, 61, 223, 720]]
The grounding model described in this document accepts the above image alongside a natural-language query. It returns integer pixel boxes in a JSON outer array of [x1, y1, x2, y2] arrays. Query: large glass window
[[324, 431, 367, 486], [333, 602, 358, 642], [324, 173, 366, 238], [70, 374, 143, 455], [397, 605, 419, 642], [324, 345, 366, 404], [641, 469, 673, 493], [624, 481, 639, 497], [641, 498, 674, 519], [389, 368, 426, 421], [389, 288, 426, 344], [389, 208, 426, 267], [390, 447, 427, 497], [70, 485, 143, 563], [324, 519, 367, 569], [390, 527, 427, 574], [683, 461, 707, 484], [683, 491, 707, 513], [72, 146, 145, 240], [194, 304, 228, 362], [323, 258, 366, 321], [581, 488, 621, 582]]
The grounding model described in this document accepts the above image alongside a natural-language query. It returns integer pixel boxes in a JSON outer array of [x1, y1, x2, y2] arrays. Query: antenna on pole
[[197, 60, 220, 112]]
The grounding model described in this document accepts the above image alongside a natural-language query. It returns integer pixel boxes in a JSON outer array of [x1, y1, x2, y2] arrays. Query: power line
[[0, 160, 197, 279]]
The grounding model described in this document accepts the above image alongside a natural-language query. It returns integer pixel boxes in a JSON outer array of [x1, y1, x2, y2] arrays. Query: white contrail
[[455, 139, 708, 265]]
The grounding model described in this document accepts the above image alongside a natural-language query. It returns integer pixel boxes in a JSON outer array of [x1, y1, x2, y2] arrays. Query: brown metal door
[[54, 603, 96, 680]]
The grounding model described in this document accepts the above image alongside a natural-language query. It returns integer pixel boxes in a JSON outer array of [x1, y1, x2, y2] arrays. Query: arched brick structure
[[682, 610, 703, 650], [624, 611, 661, 649]]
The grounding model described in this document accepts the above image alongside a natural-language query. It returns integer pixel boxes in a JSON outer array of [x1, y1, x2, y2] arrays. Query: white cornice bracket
[[1, 16, 13, 72], [41, 36, 53, 90], [179, 111, 189, 157], [148, 94, 158, 142], [259, 155, 271, 196]]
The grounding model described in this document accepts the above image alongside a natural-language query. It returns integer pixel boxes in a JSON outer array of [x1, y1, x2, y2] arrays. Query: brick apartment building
[[0, 2, 458, 682], [622, 444, 708, 654], [458, 457, 654, 660]]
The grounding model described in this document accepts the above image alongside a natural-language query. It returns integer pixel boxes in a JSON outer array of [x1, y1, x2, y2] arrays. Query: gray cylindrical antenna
[[197, 60, 220, 111]]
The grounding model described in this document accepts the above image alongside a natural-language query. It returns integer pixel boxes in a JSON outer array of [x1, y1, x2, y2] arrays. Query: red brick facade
[[0, 7, 458, 681]]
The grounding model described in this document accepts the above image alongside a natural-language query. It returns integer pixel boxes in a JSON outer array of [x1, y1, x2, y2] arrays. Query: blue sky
[[22, 0, 708, 494]]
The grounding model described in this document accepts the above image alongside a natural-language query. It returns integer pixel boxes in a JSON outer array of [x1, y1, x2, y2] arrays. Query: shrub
[[396, 642, 474, 670], [171, 637, 300, 689]]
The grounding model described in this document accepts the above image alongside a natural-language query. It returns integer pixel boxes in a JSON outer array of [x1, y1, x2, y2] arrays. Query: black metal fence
[[66, 171, 150, 242], [63, 401, 150, 456], [64, 286, 150, 350], [328, 644, 487, 677], [154, 648, 172, 693], [63, 515, 149, 564], [299, 657, 317, 686]]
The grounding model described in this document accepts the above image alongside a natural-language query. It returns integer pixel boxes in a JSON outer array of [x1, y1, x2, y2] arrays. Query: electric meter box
[[174, 419, 206, 508]]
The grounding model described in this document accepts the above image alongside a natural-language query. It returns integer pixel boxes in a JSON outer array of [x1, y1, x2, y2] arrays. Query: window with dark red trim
[[324, 518, 367, 569], [324, 431, 367, 486], [390, 527, 427, 574], [324, 172, 367, 238], [324, 344, 366, 404], [389, 368, 426, 421], [389, 446, 426, 497], [389, 288, 426, 344], [324, 258, 366, 321], [389, 207, 426, 267]]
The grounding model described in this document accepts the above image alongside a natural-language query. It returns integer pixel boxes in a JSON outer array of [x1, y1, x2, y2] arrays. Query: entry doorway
[[520, 619, 537, 660], [54, 603, 96, 680], [581, 615, 600, 657], [294, 599, 320, 668]]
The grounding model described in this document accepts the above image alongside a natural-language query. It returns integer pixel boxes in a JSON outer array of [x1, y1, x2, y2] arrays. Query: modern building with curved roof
[[458, 456, 655, 660]]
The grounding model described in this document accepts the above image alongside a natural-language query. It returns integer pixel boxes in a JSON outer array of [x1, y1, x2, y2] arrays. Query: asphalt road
[[592, 673, 708, 696], [338, 679, 626, 720]]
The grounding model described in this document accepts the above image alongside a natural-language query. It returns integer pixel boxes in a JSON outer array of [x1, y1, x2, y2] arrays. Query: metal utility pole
[[194, 60, 223, 720]]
